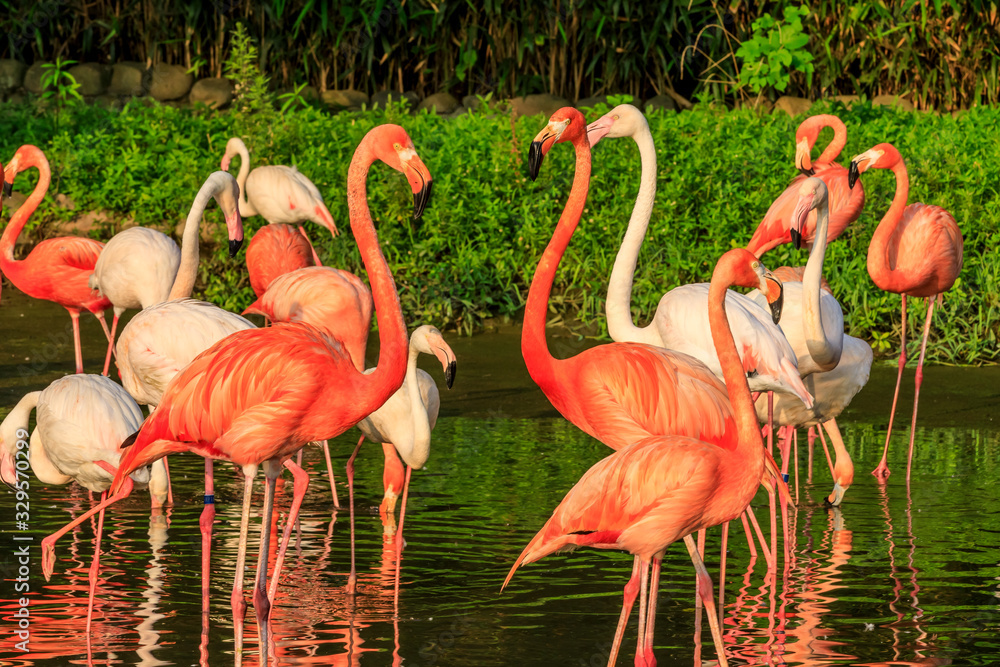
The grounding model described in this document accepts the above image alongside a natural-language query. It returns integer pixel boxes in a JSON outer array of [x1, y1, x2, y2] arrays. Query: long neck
[[866, 161, 910, 291], [816, 118, 848, 164], [167, 181, 217, 300], [403, 346, 431, 468], [522, 135, 591, 387], [801, 198, 839, 368], [1, 392, 40, 459], [1, 159, 50, 265], [233, 142, 256, 217], [346, 144, 408, 410], [707, 266, 765, 468], [606, 124, 657, 343]]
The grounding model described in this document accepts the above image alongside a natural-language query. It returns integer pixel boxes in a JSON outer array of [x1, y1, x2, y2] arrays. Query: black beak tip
[[823, 497, 835, 509], [528, 141, 544, 181], [413, 181, 432, 221], [2, 181, 11, 198], [789, 227, 802, 251], [769, 285, 784, 325], [799, 167, 815, 177], [445, 360, 457, 389], [848, 162, 859, 189], [228, 238, 244, 258]]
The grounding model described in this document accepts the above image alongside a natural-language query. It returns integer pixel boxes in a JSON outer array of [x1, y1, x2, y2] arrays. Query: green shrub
[[0, 100, 995, 364]]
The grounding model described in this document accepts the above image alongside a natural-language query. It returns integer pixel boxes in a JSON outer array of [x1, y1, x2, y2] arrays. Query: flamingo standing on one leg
[[0, 374, 163, 643], [1, 146, 114, 373], [89, 171, 245, 375], [747, 114, 866, 257], [848, 143, 963, 484], [244, 265, 374, 506], [504, 249, 784, 667], [348, 325, 456, 594], [221, 137, 339, 267], [40, 124, 432, 663]]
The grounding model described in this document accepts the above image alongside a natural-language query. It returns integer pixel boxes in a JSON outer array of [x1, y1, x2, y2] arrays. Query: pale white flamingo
[[0, 374, 161, 638], [221, 137, 339, 266], [348, 325, 457, 593], [89, 171, 244, 375]]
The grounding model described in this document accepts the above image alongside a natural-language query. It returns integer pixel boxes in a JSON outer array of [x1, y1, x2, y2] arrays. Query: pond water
[[1, 291, 999, 666]]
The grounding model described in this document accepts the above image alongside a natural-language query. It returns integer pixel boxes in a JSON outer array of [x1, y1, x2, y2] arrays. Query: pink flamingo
[[221, 137, 339, 266], [747, 114, 866, 257], [0, 374, 163, 642], [40, 124, 431, 662], [244, 264, 374, 506], [89, 171, 244, 374], [848, 143, 963, 483], [505, 248, 782, 667], [245, 223, 317, 297], [1, 146, 114, 373]]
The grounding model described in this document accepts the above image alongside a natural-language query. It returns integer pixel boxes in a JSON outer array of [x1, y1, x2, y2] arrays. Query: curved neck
[[816, 118, 848, 165], [1, 392, 40, 459], [606, 123, 657, 343], [801, 198, 838, 367], [28, 430, 73, 485], [167, 180, 218, 300], [232, 141, 256, 217], [866, 161, 910, 291], [346, 141, 408, 409], [707, 264, 765, 461], [522, 134, 591, 386], [1, 157, 50, 266], [403, 345, 431, 468]]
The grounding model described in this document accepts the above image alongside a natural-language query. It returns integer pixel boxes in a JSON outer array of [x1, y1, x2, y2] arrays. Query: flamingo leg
[[267, 459, 310, 602], [634, 559, 650, 667], [807, 427, 816, 484], [346, 435, 365, 595], [744, 505, 774, 570], [640, 556, 661, 666], [694, 529, 706, 614], [41, 477, 134, 580], [162, 456, 173, 506], [684, 534, 728, 667], [718, 521, 728, 627], [905, 296, 936, 486], [380, 442, 405, 537], [817, 425, 835, 479], [200, 459, 214, 657], [793, 429, 799, 504], [252, 463, 280, 655], [874, 294, 908, 480], [100, 312, 119, 377], [321, 440, 340, 509], [69, 310, 84, 374], [607, 557, 642, 667], [393, 465, 413, 608], [740, 511, 758, 560], [231, 464, 257, 667], [84, 492, 107, 640]]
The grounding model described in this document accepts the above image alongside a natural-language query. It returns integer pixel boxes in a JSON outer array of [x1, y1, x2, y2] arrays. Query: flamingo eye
[[393, 143, 402, 150], [613, 114, 619, 120], [751, 261, 760, 270]]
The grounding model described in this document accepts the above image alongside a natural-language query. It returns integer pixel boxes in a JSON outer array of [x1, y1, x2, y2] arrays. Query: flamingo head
[[220, 137, 247, 172], [209, 171, 244, 257], [4, 146, 46, 195], [848, 143, 901, 189], [720, 249, 784, 324], [586, 103, 647, 147], [371, 125, 433, 220], [789, 177, 828, 250], [528, 107, 585, 181], [0, 426, 28, 489], [411, 325, 457, 389]]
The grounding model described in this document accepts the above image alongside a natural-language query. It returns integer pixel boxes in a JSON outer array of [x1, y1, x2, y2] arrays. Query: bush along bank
[[0, 98, 996, 365]]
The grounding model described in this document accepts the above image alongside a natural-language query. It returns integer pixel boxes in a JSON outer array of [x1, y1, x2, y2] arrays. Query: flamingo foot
[[871, 463, 891, 482]]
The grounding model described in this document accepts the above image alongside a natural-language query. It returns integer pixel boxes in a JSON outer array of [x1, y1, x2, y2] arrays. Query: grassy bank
[[0, 100, 996, 365]]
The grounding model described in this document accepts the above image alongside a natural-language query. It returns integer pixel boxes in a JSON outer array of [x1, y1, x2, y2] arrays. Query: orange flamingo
[[38, 124, 432, 662], [245, 223, 318, 297], [848, 143, 963, 483], [747, 114, 865, 257], [1, 146, 114, 373], [505, 248, 782, 667]]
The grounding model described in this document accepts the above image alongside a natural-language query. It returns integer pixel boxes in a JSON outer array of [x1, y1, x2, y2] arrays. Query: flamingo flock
[[0, 104, 963, 666]]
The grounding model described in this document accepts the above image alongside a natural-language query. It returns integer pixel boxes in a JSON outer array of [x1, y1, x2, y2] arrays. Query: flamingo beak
[[0, 452, 16, 489], [795, 139, 814, 176], [432, 342, 457, 389], [445, 359, 457, 389], [762, 269, 783, 324], [824, 482, 847, 508], [528, 139, 547, 181], [848, 160, 860, 189], [2, 180, 10, 198], [226, 210, 245, 257], [586, 115, 614, 148], [413, 179, 432, 220], [790, 191, 813, 251]]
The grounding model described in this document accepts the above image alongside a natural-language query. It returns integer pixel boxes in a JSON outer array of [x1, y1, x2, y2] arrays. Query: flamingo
[[748, 179, 873, 506], [245, 223, 317, 297], [89, 171, 245, 374], [221, 136, 339, 267], [40, 124, 432, 662], [0, 374, 162, 639], [848, 143, 963, 483], [1, 146, 114, 374], [746, 114, 865, 257], [244, 265, 374, 506], [504, 248, 782, 667], [348, 325, 457, 592]]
